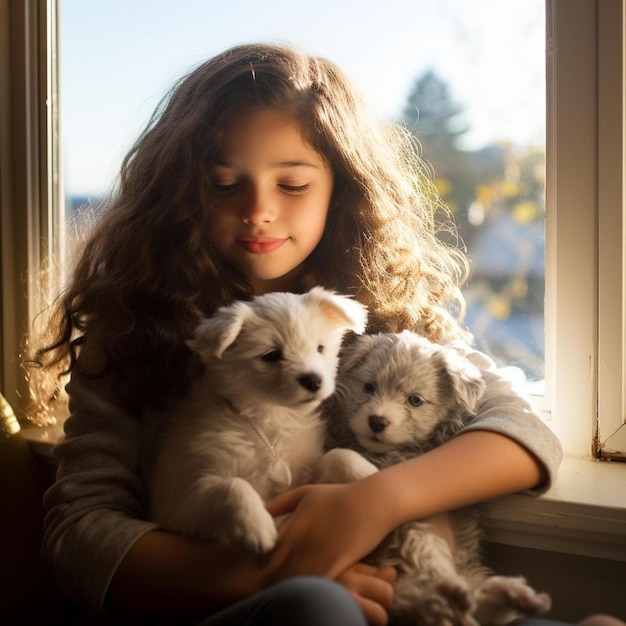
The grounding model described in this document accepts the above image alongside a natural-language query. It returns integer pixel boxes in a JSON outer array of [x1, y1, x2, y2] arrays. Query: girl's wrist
[[350, 469, 416, 535], [352, 448, 461, 528]]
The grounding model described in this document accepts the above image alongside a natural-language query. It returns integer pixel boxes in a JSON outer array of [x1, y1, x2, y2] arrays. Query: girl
[[36, 42, 570, 625]]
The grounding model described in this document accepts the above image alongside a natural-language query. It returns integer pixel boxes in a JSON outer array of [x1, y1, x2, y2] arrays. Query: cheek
[[210, 207, 236, 239], [295, 201, 329, 239]]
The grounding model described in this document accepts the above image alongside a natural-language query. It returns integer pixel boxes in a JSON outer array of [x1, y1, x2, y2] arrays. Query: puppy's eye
[[317, 345, 324, 354], [261, 349, 283, 362], [408, 395, 424, 407], [363, 382, 376, 394]]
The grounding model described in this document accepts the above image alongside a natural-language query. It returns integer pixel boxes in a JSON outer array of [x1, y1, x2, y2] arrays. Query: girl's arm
[[106, 531, 264, 611], [265, 344, 561, 582], [108, 430, 543, 614], [106, 531, 395, 625], [266, 430, 544, 581]]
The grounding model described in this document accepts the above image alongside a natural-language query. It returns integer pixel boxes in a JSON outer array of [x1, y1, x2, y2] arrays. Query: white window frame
[[485, 0, 626, 563], [543, 0, 625, 460], [2, 0, 624, 562]]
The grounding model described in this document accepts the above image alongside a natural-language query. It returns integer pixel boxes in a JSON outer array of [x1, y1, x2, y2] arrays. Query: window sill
[[21, 426, 626, 561], [483, 456, 626, 562]]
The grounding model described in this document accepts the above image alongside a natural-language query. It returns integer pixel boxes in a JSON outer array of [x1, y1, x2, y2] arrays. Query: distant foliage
[[402, 70, 545, 380]]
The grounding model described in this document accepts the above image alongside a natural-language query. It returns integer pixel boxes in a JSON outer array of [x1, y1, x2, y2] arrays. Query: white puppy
[[151, 287, 367, 553], [320, 330, 551, 626]]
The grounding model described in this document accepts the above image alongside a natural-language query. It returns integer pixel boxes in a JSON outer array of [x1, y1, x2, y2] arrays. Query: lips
[[237, 236, 288, 254]]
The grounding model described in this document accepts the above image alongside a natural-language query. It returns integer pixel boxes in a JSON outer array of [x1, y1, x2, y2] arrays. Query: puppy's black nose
[[298, 373, 322, 393], [368, 414, 389, 434]]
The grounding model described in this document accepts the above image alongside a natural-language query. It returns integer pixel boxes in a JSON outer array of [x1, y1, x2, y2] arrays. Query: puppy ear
[[434, 347, 486, 414], [187, 302, 250, 361], [338, 334, 381, 374], [306, 287, 368, 334]]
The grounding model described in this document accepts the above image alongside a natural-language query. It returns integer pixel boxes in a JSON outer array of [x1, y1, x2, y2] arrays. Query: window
[[1, 0, 624, 460], [545, 0, 625, 459], [59, 0, 548, 384]]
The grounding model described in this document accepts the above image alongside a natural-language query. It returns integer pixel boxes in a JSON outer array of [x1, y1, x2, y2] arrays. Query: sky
[[60, 0, 545, 196]]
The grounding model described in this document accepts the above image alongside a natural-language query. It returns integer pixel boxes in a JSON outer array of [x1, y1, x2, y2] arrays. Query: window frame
[[0, 0, 61, 417], [543, 0, 598, 456], [1, 0, 625, 462], [4, 0, 626, 564], [543, 0, 625, 459], [596, 0, 626, 459]]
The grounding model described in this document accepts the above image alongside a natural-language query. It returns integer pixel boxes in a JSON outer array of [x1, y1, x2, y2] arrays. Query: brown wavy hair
[[28, 42, 469, 416]]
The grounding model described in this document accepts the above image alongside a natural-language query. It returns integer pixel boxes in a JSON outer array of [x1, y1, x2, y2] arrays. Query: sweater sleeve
[[450, 341, 563, 493], [42, 342, 159, 609]]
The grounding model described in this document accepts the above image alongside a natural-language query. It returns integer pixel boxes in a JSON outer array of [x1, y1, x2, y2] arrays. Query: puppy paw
[[317, 448, 378, 483], [474, 575, 551, 625], [233, 511, 277, 553], [219, 477, 278, 553], [437, 576, 474, 614]]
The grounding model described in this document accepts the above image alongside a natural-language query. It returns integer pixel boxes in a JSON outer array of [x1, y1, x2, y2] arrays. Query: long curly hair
[[28, 42, 469, 417]]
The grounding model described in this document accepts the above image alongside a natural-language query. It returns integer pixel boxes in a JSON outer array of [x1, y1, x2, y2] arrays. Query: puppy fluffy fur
[[321, 330, 551, 626], [151, 287, 367, 553]]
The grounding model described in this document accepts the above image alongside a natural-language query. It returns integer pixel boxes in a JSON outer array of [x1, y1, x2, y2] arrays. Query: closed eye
[[261, 349, 283, 362], [213, 182, 239, 194], [280, 183, 310, 193]]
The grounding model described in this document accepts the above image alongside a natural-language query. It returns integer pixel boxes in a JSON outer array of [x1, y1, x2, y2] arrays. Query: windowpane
[[60, 0, 545, 380]]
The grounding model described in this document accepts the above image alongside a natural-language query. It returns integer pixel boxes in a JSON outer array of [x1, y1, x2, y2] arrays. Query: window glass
[[61, 0, 545, 380]]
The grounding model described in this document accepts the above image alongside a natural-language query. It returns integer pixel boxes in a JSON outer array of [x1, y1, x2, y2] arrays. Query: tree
[[401, 69, 484, 226], [402, 69, 468, 156]]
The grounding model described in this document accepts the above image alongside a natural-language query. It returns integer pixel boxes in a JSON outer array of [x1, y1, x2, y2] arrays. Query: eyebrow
[[215, 160, 321, 170]]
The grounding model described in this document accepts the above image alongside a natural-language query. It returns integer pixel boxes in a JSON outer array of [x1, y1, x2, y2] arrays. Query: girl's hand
[[266, 483, 397, 625], [265, 482, 396, 580], [337, 562, 396, 626]]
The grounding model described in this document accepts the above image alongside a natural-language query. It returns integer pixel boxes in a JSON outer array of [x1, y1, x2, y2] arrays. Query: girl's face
[[209, 109, 334, 295]]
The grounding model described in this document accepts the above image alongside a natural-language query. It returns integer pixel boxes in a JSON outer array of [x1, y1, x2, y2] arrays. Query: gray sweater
[[43, 340, 563, 610]]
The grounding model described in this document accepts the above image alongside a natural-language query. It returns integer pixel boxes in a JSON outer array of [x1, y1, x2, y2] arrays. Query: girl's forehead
[[217, 109, 327, 167], [223, 108, 302, 137]]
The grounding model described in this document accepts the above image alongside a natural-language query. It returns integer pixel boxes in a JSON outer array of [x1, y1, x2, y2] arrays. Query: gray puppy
[[320, 330, 551, 626]]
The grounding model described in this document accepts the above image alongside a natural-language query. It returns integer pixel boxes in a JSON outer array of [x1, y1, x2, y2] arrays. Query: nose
[[240, 185, 276, 226], [298, 373, 322, 393], [368, 414, 389, 434]]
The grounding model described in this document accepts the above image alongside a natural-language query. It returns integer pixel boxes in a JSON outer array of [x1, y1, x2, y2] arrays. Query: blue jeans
[[515, 622, 574, 626], [193, 577, 580, 626], [195, 576, 367, 626]]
